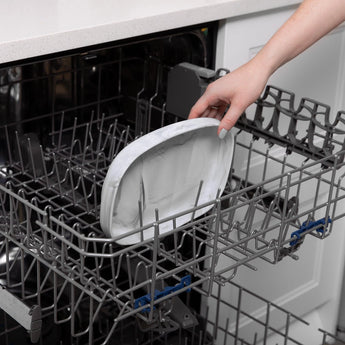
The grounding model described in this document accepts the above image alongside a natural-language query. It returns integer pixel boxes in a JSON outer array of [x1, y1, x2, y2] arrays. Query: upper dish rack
[[1, 84, 345, 343]]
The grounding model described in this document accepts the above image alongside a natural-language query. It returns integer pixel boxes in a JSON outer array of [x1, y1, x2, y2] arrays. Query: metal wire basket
[[0, 38, 345, 344]]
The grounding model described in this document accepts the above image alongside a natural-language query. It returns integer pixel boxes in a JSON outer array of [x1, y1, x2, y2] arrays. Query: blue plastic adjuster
[[290, 216, 332, 246], [134, 275, 192, 313]]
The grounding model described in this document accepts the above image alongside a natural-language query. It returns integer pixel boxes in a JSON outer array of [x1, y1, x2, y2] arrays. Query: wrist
[[247, 52, 274, 84]]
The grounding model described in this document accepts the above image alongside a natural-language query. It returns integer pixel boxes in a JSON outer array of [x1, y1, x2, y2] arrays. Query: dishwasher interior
[[1, 23, 345, 345]]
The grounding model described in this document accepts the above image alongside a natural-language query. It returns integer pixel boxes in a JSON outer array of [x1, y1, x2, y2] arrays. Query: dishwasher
[[0, 21, 345, 345]]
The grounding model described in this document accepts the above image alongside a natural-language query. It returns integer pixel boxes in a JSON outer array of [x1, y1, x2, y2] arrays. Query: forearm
[[254, 0, 345, 76], [188, 0, 345, 134]]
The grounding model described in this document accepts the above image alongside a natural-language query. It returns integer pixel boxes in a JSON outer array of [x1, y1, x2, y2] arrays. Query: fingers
[[188, 86, 246, 139], [189, 101, 227, 122], [187, 73, 251, 137], [207, 105, 224, 119], [217, 103, 245, 137], [216, 104, 228, 120], [188, 97, 210, 119], [188, 81, 223, 119], [189, 97, 228, 122]]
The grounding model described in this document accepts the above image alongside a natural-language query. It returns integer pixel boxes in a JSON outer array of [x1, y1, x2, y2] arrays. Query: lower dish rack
[[1, 65, 345, 345]]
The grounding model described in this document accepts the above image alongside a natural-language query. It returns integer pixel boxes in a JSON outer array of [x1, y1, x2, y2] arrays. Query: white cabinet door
[[211, 5, 345, 344]]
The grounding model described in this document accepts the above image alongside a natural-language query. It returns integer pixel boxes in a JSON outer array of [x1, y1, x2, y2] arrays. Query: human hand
[[188, 60, 269, 138]]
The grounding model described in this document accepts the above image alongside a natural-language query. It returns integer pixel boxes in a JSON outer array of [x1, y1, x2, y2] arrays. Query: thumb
[[217, 103, 245, 137]]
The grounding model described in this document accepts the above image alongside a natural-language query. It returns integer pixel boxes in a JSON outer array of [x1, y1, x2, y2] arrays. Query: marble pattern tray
[[100, 118, 234, 245]]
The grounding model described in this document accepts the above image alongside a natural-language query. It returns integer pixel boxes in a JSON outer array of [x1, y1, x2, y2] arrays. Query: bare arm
[[188, 0, 345, 138]]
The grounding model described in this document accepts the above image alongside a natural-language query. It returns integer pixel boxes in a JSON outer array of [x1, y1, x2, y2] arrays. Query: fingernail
[[218, 128, 228, 140]]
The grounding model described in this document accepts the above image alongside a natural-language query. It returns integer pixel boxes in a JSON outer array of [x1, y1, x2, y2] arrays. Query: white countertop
[[1, 0, 301, 64]]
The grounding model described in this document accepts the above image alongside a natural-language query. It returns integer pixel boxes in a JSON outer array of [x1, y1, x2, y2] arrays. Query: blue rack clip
[[290, 216, 332, 246], [134, 275, 192, 313]]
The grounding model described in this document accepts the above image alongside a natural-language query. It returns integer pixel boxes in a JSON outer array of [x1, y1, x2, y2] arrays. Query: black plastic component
[[166, 62, 228, 119], [17, 132, 44, 176], [236, 85, 345, 166]]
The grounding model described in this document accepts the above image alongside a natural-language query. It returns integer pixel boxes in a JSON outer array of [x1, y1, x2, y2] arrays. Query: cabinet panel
[[212, 6, 345, 344]]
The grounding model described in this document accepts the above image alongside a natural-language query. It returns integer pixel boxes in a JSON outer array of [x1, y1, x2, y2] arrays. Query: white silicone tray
[[100, 118, 234, 245]]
